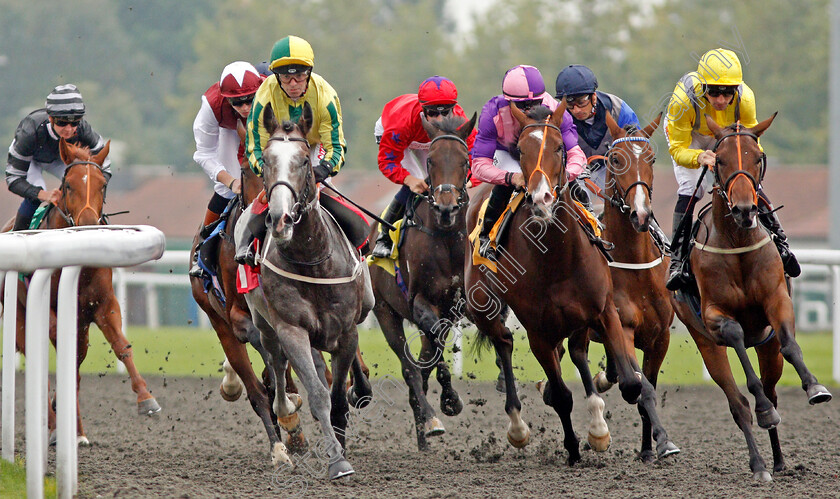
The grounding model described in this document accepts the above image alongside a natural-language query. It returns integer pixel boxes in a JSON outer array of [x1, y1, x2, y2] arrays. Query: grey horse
[[237, 102, 374, 479]]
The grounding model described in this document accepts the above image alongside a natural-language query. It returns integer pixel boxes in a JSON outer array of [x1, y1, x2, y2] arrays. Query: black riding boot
[[758, 208, 801, 277], [189, 242, 206, 278], [234, 211, 268, 267], [665, 212, 691, 291], [478, 186, 511, 262], [12, 214, 33, 232], [370, 197, 405, 259]]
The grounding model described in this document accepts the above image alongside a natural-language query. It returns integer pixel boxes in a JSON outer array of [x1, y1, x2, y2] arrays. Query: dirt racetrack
[[7, 374, 840, 498]]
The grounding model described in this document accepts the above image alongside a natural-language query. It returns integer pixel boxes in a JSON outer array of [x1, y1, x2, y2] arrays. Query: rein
[[55, 160, 106, 227], [594, 136, 654, 214], [522, 120, 565, 197], [264, 135, 314, 225]]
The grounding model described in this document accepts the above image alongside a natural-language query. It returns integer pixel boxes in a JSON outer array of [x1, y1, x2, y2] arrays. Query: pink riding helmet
[[502, 65, 547, 101]]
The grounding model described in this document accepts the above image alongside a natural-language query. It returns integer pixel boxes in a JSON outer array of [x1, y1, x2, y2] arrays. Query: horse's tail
[[466, 305, 508, 360]]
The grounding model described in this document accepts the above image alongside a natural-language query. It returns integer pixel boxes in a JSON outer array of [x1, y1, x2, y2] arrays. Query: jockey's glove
[[314, 161, 332, 184]]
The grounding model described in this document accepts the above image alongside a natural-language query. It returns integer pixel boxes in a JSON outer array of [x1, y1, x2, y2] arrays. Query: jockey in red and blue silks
[[471, 65, 586, 262], [370, 75, 477, 259]]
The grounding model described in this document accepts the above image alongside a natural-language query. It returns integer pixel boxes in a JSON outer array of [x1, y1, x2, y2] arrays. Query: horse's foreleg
[[756, 337, 786, 473], [530, 334, 579, 465], [347, 351, 372, 410], [329, 332, 356, 450], [765, 295, 831, 404], [691, 329, 771, 481], [568, 329, 610, 453], [94, 298, 160, 415], [594, 304, 642, 404], [376, 301, 439, 450], [711, 313, 779, 429]]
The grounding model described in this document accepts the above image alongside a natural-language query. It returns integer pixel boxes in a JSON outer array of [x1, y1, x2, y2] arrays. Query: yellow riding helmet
[[696, 48, 742, 86], [269, 36, 315, 72]]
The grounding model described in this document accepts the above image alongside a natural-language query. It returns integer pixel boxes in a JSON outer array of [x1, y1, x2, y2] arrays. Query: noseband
[[264, 135, 314, 225], [424, 134, 470, 209], [521, 120, 566, 198], [606, 136, 654, 214], [56, 160, 106, 227], [711, 123, 765, 208]]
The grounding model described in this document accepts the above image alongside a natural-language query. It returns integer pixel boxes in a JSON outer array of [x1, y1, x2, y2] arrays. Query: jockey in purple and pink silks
[[471, 64, 587, 262]]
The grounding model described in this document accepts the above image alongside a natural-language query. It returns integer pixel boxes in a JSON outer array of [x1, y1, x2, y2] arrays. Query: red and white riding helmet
[[219, 61, 262, 98]]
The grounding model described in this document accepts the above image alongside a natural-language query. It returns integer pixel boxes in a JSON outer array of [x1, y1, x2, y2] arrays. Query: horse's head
[[604, 112, 661, 231], [56, 138, 109, 227], [261, 102, 315, 243], [419, 112, 476, 229], [706, 113, 776, 229], [510, 101, 568, 219]]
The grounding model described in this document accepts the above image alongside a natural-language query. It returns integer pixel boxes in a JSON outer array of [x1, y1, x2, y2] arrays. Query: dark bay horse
[[240, 102, 373, 479], [369, 113, 475, 450], [189, 141, 311, 462], [5, 138, 160, 444], [673, 114, 831, 481], [465, 103, 677, 464], [588, 113, 678, 461]]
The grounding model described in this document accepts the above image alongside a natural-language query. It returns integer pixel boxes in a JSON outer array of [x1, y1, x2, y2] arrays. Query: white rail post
[[1, 271, 17, 462], [832, 265, 840, 384], [56, 266, 82, 496], [25, 269, 53, 498]]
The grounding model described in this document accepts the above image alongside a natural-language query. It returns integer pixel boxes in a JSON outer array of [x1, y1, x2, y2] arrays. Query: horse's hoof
[[587, 431, 611, 452], [138, 397, 162, 416], [424, 417, 445, 437], [49, 431, 57, 447], [807, 384, 832, 405], [495, 377, 506, 393], [220, 382, 243, 402], [271, 441, 292, 467], [440, 394, 463, 417], [753, 470, 773, 482], [507, 424, 531, 449], [328, 458, 355, 480], [347, 387, 372, 410], [638, 449, 656, 463], [77, 436, 90, 447], [656, 441, 680, 459], [593, 371, 614, 393], [756, 407, 781, 429], [535, 380, 545, 396]]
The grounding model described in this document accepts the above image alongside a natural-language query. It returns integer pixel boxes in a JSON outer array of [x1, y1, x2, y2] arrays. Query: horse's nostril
[[282, 213, 294, 225]]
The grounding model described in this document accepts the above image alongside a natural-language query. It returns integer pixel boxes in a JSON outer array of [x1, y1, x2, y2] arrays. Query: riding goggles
[[564, 94, 592, 109], [228, 94, 255, 107], [53, 118, 81, 127], [513, 99, 543, 111], [423, 104, 454, 118], [706, 85, 736, 98]]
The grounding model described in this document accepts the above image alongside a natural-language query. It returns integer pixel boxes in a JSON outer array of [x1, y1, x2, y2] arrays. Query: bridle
[[604, 136, 654, 214], [264, 135, 314, 225], [521, 120, 566, 198], [55, 160, 106, 227], [711, 122, 765, 209], [424, 133, 470, 209]]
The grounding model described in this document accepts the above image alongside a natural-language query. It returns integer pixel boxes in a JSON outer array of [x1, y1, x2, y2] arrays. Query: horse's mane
[[623, 124, 640, 135], [526, 106, 552, 122], [433, 114, 468, 135]]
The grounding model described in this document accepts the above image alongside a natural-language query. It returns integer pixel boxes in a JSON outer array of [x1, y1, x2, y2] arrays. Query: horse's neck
[[275, 202, 337, 262], [708, 194, 763, 246], [602, 204, 656, 260], [513, 195, 589, 260]]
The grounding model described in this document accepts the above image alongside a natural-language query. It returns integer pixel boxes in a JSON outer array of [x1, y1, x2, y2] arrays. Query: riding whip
[[321, 179, 397, 232]]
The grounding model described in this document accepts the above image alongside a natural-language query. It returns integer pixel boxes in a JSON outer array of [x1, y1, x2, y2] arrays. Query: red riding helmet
[[219, 61, 263, 98], [418, 76, 458, 106]]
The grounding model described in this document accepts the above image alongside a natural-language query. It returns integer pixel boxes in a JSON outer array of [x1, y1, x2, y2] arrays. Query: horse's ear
[[640, 113, 662, 138], [550, 99, 567, 129], [58, 138, 73, 165], [605, 110, 624, 139], [704, 114, 723, 137], [263, 102, 278, 136], [91, 140, 110, 167], [509, 101, 529, 127], [420, 112, 438, 138], [299, 101, 314, 136], [749, 112, 778, 138], [456, 112, 477, 140]]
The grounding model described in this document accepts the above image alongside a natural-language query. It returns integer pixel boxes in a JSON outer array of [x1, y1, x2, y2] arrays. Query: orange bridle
[[522, 119, 564, 197]]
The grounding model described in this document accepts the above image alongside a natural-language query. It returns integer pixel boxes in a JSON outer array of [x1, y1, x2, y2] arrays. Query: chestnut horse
[[585, 113, 678, 461], [672, 115, 831, 481], [465, 103, 678, 464], [5, 138, 160, 444], [369, 113, 474, 450]]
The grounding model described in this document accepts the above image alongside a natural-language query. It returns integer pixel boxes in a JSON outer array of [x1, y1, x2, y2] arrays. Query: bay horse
[[464, 102, 677, 464], [586, 112, 678, 461], [4, 138, 160, 444], [672, 114, 831, 481], [239, 102, 374, 479], [369, 113, 475, 450], [189, 141, 311, 462]]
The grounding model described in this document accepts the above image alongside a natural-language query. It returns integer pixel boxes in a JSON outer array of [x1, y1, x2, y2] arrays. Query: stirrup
[[234, 241, 257, 267], [188, 262, 206, 278]]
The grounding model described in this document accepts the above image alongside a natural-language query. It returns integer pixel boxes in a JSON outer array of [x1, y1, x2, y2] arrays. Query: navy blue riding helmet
[[555, 64, 598, 98]]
